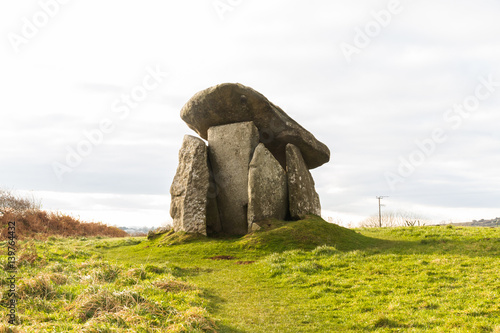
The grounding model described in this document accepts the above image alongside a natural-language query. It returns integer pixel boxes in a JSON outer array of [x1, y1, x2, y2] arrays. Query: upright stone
[[286, 144, 321, 219], [248, 143, 288, 231], [170, 135, 210, 235], [205, 169, 222, 235], [208, 121, 259, 235]]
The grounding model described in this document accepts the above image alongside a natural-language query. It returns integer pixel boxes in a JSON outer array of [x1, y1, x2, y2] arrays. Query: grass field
[[2, 216, 500, 332]]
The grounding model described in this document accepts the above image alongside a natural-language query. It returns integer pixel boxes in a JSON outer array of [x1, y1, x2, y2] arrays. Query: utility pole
[[376, 196, 388, 227]]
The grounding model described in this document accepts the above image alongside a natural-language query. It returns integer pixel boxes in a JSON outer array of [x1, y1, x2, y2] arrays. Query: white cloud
[[1, 1, 499, 227]]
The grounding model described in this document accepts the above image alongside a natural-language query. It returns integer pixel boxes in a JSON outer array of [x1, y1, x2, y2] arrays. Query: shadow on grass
[[359, 226, 500, 258], [216, 325, 248, 333], [201, 289, 248, 333]]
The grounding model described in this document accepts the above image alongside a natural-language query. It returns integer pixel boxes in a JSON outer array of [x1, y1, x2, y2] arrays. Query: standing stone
[[286, 144, 321, 219], [170, 135, 210, 235], [205, 167, 222, 235], [248, 143, 288, 231], [208, 121, 259, 235]]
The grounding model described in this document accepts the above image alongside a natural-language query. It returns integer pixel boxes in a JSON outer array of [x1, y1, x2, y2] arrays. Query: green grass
[[2, 217, 500, 332]]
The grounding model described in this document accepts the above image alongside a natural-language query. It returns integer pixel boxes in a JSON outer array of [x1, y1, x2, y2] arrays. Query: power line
[[376, 196, 388, 227]]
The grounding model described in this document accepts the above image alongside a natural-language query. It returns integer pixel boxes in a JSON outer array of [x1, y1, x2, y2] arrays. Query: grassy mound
[[238, 215, 382, 252], [157, 229, 208, 247], [154, 215, 383, 255]]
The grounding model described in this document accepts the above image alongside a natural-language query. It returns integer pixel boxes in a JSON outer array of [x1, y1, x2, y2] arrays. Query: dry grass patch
[[18, 274, 56, 300], [0, 324, 24, 333], [70, 287, 145, 322], [125, 266, 148, 280], [153, 277, 195, 293], [167, 307, 218, 333]]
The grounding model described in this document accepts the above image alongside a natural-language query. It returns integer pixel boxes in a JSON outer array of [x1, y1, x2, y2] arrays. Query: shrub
[[0, 188, 40, 214]]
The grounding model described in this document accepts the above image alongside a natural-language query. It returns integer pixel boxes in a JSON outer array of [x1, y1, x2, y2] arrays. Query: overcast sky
[[1, 0, 500, 228]]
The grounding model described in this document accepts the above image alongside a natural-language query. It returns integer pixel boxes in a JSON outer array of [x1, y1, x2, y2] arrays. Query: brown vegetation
[[0, 210, 128, 239], [0, 188, 127, 239]]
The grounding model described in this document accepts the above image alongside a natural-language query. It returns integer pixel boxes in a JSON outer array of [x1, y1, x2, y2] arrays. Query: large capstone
[[169, 135, 210, 235], [180, 83, 330, 169], [248, 143, 288, 231], [208, 121, 259, 235], [286, 143, 321, 219]]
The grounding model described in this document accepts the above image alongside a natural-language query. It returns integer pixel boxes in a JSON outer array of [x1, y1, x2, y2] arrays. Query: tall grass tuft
[[18, 273, 56, 300], [153, 277, 194, 293], [71, 287, 145, 322]]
